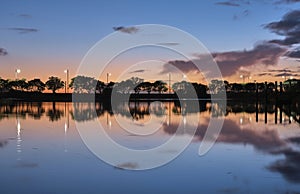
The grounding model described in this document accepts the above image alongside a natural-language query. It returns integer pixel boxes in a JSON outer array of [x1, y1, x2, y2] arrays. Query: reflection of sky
[[0, 102, 300, 193]]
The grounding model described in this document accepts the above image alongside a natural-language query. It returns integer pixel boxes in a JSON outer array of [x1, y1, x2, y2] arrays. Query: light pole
[[240, 75, 245, 83], [64, 69, 69, 93], [106, 73, 111, 84], [168, 73, 171, 94], [15, 69, 21, 80]]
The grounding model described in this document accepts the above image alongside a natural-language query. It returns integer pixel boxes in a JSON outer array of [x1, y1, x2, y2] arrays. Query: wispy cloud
[[274, 0, 300, 4], [0, 48, 8, 56], [233, 9, 250, 20], [156, 42, 179, 46], [113, 26, 139, 34], [18, 14, 32, 18], [6, 27, 38, 34], [215, 1, 240, 7]]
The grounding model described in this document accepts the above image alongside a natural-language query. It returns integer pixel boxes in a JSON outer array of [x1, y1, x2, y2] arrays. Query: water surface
[[0, 101, 299, 193]]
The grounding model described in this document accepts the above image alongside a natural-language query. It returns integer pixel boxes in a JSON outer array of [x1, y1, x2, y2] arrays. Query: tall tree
[[45, 76, 64, 93]]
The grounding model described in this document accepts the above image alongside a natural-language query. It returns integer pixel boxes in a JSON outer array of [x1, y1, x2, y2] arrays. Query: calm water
[[0, 101, 300, 193]]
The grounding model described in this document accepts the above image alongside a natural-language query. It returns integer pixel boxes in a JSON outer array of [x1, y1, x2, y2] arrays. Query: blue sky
[[1, 0, 300, 82]]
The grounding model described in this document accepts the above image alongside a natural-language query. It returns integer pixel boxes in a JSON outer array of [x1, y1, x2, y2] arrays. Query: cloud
[[162, 42, 287, 77], [264, 10, 300, 46], [274, 0, 300, 4], [7, 27, 38, 34], [129, 69, 147, 74], [113, 26, 139, 34], [0, 48, 8, 56], [274, 72, 300, 77], [233, 9, 250, 20], [286, 49, 300, 58], [215, 1, 240, 6], [18, 14, 32, 18], [156, 42, 179, 46]]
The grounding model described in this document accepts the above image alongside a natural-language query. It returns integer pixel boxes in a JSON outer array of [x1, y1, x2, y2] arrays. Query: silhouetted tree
[[96, 80, 106, 94], [153, 80, 168, 94], [8, 79, 28, 91], [45, 76, 64, 93], [69, 75, 97, 93], [209, 79, 226, 94], [28, 79, 45, 92], [0, 78, 9, 93], [114, 77, 143, 94], [244, 83, 256, 93]]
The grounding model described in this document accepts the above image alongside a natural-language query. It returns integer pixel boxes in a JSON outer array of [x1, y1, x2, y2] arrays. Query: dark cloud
[[113, 26, 139, 34], [162, 42, 286, 77], [7, 27, 38, 34], [274, 72, 300, 77], [286, 49, 300, 58], [264, 10, 300, 46], [129, 69, 147, 74], [213, 43, 286, 77], [215, 1, 240, 6], [0, 48, 8, 56]]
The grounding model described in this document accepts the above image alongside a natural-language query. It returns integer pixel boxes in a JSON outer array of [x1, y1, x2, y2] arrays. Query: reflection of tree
[[71, 103, 104, 122], [47, 102, 64, 122]]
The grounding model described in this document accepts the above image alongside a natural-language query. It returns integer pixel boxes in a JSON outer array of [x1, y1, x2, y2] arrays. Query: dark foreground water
[[0, 101, 300, 194]]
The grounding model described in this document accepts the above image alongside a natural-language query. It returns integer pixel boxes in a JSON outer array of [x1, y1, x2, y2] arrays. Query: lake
[[0, 101, 300, 193]]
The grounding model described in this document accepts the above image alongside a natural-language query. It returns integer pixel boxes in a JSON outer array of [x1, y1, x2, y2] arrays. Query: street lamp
[[64, 69, 69, 93], [15, 69, 21, 80], [282, 76, 287, 81], [106, 73, 111, 84]]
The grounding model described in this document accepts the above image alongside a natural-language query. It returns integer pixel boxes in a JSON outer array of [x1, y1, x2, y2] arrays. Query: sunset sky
[[1, 0, 300, 84]]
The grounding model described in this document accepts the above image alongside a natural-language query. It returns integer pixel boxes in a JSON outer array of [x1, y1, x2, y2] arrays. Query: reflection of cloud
[[163, 119, 285, 152], [113, 26, 139, 34], [0, 48, 8, 56], [268, 148, 300, 183], [7, 27, 38, 34], [14, 162, 38, 168], [215, 1, 240, 6], [115, 162, 139, 170], [0, 139, 8, 148]]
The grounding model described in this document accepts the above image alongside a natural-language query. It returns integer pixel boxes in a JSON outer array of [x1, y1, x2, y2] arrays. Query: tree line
[[0, 75, 299, 95]]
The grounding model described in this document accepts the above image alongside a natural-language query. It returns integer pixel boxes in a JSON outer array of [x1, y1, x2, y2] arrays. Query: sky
[[1, 0, 300, 84]]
